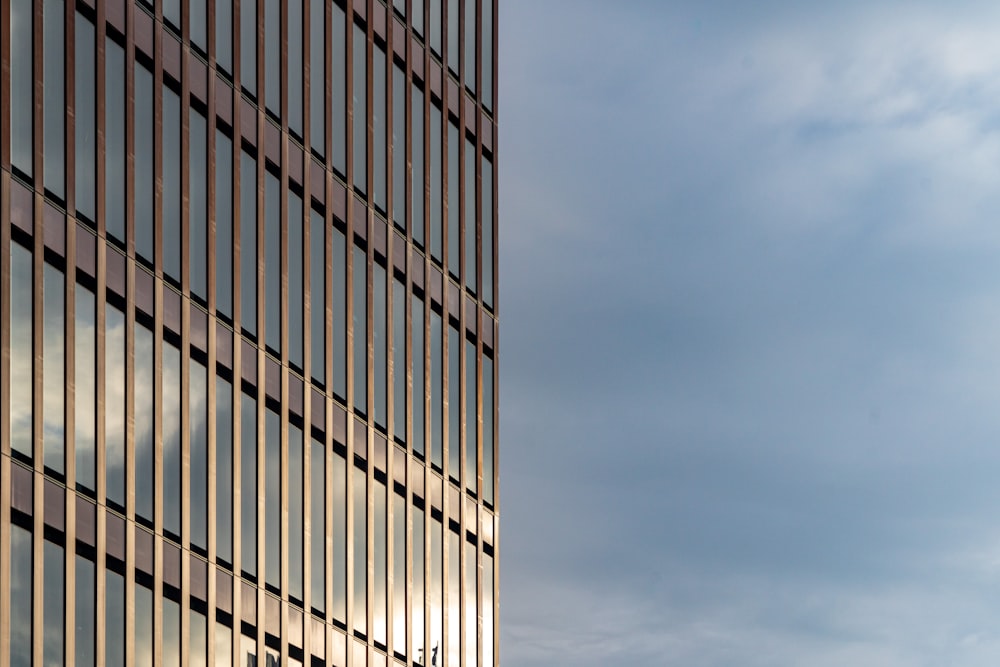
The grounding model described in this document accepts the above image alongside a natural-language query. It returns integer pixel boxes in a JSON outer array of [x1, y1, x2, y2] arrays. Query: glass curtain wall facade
[[0, 0, 499, 666]]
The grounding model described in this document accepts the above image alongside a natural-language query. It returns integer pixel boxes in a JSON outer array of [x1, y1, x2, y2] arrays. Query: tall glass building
[[0, 0, 499, 665]]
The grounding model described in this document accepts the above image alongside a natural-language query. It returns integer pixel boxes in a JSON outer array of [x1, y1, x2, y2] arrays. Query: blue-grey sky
[[499, 2, 1000, 665]]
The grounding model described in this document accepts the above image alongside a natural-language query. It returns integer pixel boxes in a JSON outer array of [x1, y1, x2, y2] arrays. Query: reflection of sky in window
[[105, 305, 127, 505], [10, 244, 33, 454], [135, 326, 155, 519], [75, 287, 97, 489], [43, 262, 65, 472]]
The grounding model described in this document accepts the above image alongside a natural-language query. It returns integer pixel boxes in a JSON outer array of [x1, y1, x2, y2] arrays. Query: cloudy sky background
[[498, 2, 1000, 665]]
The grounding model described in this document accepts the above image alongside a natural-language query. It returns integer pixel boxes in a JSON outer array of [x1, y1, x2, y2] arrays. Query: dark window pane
[[392, 65, 406, 229], [448, 120, 459, 278], [290, 191, 304, 368], [76, 556, 96, 667], [10, 525, 32, 667], [430, 104, 442, 261], [352, 23, 367, 193], [290, 424, 304, 601], [332, 226, 348, 399], [136, 584, 153, 665], [352, 465, 367, 635], [464, 137, 476, 293], [447, 0, 458, 73], [412, 293, 425, 458], [164, 342, 183, 538], [310, 210, 326, 384], [464, 0, 476, 92], [393, 278, 406, 442], [265, 172, 281, 353], [44, 540, 65, 666], [448, 324, 459, 481], [191, 0, 208, 51], [106, 305, 127, 507], [310, 438, 325, 614], [483, 155, 493, 309], [373, 43, 387, 211], [430, 0, 441, 55], [11, 244, 33, 457], [190, 108, 209, 300], [217, 0, 233, 73], [135, 63, 155, 262], [483, 0, 492, 110], [241, 392, 258, 578], [44, 0, 65, 198], [217, 376, 235, 564], [332, 2, 347, 173], [483, 355, 493, 505], [412, 83, 425, 247], [290, 0, 304, 136], [353, 245, 368, 414], [106, 37, 127, 242], [106, 570, 125, 667], [310, 0, 325, 155], [241, 151, 258, 336], [136, 324, 155, 522], [265, 0, 281, 116], [241, 0, 257, 95], [392, 492, 406, 654], [465, 339, 477, 493], [44, 262, 65, 475], [164, 85, 183, 281], [431, 310, 442, 468], [164, 596, 181, 667], [216, 131, 234, 317], [11, 0, 33, 177], [374, 263, 387, 429], [332, 451, 347, 623], [191, 358, 209, 551], [76, 285, 97, 492], [265, 408, 281, 590], [76, 12, 97, 221], [190, 609, 208, 667], [412, 507, 425, 658]]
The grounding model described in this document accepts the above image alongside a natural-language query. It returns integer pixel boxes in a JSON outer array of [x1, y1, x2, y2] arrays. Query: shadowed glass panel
[[135, 62, 155, 262], [191, 0, 207, 51], [353, 22, 368, 193], [414, 0, 424, 36], [447, 0, 458, 73], [241, 150, 258, 336], [164, 85, 183, 281], [448, 324, 459, 481], [242, 392, 258, 578], [290, 191, 305, 368], [290, 425, 305, 601], [266, 408, 281, 590], [216, 131, 234, 317], [413, 293, 426, 458], [430, 104, 442, 261], [483, 355, 493, 505], [483, 156, 493, 309], [241, 0, 257, 95], [353, 245, 368, 414], [431, 311, 443, 468], [483, 0, 492, 110], [430, 0, 441, 55], [10, 525, 32, 666], [191, 107, 209, 300], [310, 209, 326, 384], [374, 43, 387, 211], [11, 0, 33, 177], [466, 338, 477, 492], [191, 358, 209, 551], [448, 120, 459, 277], [310, 0, 325, 155], [374, 263, 387, 429], [392, 64, 406, 229], [217, 376, 234, 565], [265, 0, 281, 116], [393, 278, 406, 442], [333, 226, 348, 398], [217, 0, 233, 73], [44, 262, 66, 475], [412, 83, 425, 247], [290, 0, 304, 135], [265, 172, 281, 353], [44, 540, 64, 666], [165, 0, 180, 28], [44, 0, 65, 198], [464, 137, 476, 292], [464, 0, 476, 92], [332, 2, 347, 173], [76, 12, 97, 221], [106, 37, 127, 241]]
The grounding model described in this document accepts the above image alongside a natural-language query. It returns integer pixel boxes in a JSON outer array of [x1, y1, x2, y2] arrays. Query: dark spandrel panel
[[412, 292, 426, 458], [44, 0, 66, 199], [106, 513, 126, 562], [265, 0, 281, 116], [241, 392, 258, 578], [352, 465, 368, 635], [241, 0, 257, 96], [374, 263, 388, 428], [332, 2, 347, 174], [431, 310, 443, 468], [290, 192, 305, 368], [44, 479, 65, 531], [430, 104, 443, 260], [290, 425, 305, 601], [43, 262, 66, 475], [216, 130, 234, 317], [135, 62, 155, 262], [106, 570, 125, 667], [164, 85, 183, 281], [105, 305, 127, 507], [135, 325, 155, 523], [412, 83, 425, 247], [76, 13, 97, 222], [464, 0, 476, 92], [448, 324, 460, 480], [290, 0, 304, 136], [10, 243, 33, 459], [392, 65, 407, 229], [76, 555, 96, 667], [190, 108, 209, 300], [106, 37, 127, 242], [10, 525, 32, 666], [265, 172, 282, 353], [393, 278, 406, 442], [448, 120, 459, 278], [464, 137, 477, 293], [465, 338, 478, 493], [353, 244, 368, 414], [44, 540, 65, 666], [310, 0, 326, 155], [447, 0, 458, 73], [310, 210, 326, 385], [11, 0, 33, 177], [76, 496, 97, 545], [191, 359, 209, 551], [217, 376, 235, 565], [76, 285, 98, 492], [353, 22, 368, 193], [310, 438, 326, 614], [265, 408, 282, 590], [240, 150, 258, 337], [374, 43, 388, 212], [217, 0, 233, 73], [332, 450, 348, 623]]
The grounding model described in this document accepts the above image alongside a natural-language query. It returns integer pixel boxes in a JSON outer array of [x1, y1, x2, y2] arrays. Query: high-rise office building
[[0, 0, 499, 665]]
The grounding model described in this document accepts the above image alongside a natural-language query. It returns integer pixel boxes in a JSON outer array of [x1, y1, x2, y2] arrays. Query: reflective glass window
[[374, 263, 387, 429], [412, 506, 425, 662], [430, 0, 441, 55], [412, 293, 425, 458], [106, 569, 125, 667], [430, 517, 442, 657], [466, 339, 478, 492], [448, 120, 459, 277], [310, 210, 326, 384], [265, 172, 281, 353], [465, 539, 477, 666], [332, 226, 348, 399], [76, 284, 97, 492], [332, 450, 348, 623], [164, 85, 183, 281], [448, 325, 460, 481], [76, 12, 97, 221], [11, 0, 33, 177], [240, 634, 256, 667], [447, 530, 459, 666], [76, 556, 96, 667], [190, 609, 208, 667], [431, 311, 443, 468], [290, 424, 305, 601], [192, 0, 208, 51], [240, 150, 257, 337], [265, 0, 281, 116], [374, 43, 387, 211], [290, 0, 304, 135], [106, 304, 127, 508], [392, 64, 406, 230], [353, 245, 368, 414], [216, 130, 234, 317], [483, 0, 492, 110], [217, 376, 235, 565], [133, 324, 156, 523], [10, 525, 32, 666], [447, 0, 458, 73], [191, 358, 209, 551], [136, 584, 154, 665], [484, 354, 493, 505], [106, 37, 126, 242], [311, 438, 326, 614], [374, 478, 388, 645], [464, 0, 476, 92], [414, 0, 424, 36], [44, 0, 65, 198], [393, 278, 406, 442], [43, 262, 65, 475], [135, 62, 155, 262], [290, 191, 305, 368], [332, 2, 347, 174], [164, 597, 181, 667], [44, 540, 64, 665], [483, 553, 494, 667], [165, 0, 180, 28], [483, 155, 493, 309], [464, 137, 477, 292], [430, 104, 442, 261], [216, 622, 233, 667], [191, 107, 209, 300], [241, 0, 257, 95], [11, 244, 33, 457], [394, 0, 405, 16], [352, 464, 367, 635], [353, 23, 368, 193], [310, 0, 326, 155], [392, 491, 406, 654], [217, 0, 233, 73], [242, 392, 258, 578], [412, 82, 425, 247], [164, 343, 182, 538], [265, 408, 281, 590]]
